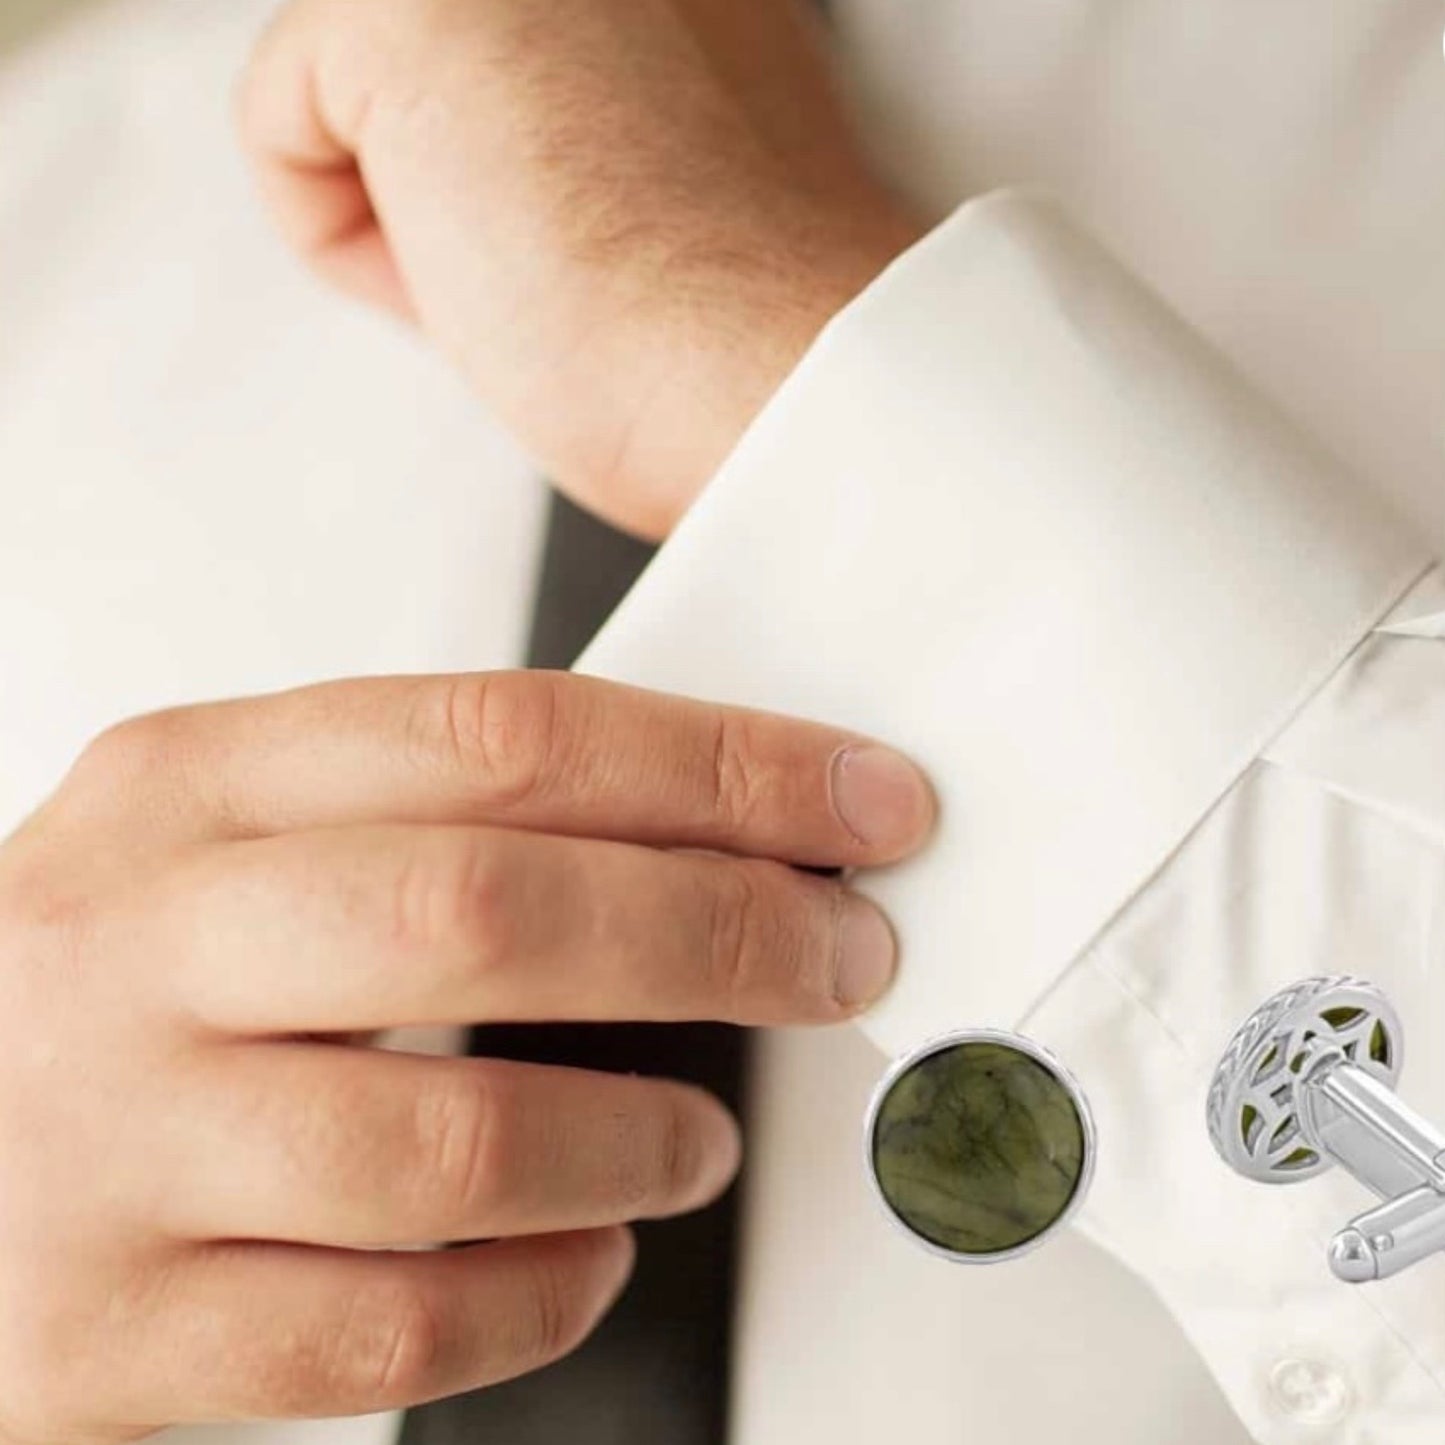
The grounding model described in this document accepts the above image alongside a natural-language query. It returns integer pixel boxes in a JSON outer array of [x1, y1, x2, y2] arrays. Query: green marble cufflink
[[864, 1029, 1096, 1263]]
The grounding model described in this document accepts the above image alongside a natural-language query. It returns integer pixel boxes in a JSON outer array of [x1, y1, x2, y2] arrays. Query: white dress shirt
[[0, 2, 1442, 1444], [579, 191, 1445, 1444]]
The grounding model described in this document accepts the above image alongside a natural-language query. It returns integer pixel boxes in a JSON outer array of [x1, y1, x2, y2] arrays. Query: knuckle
[[704, 865, 826, 1019], [236, 0, 395, 146], [70, 709, 183, 790], [60, 706, 218, 830], [412, 1070, 506, 1228], [0, 860, 94, 960], [606, 1094, 704, 1215], [0, 854, 101, 1003], [651, 1093, 706, 1208], [604, 1110, 663, 1214], [425, 672, 567, 811], [324, 1281, 444, 1410], [244, 1275, 444, 1414], [512, 1257, 585, 1369], [703, 864, 771, 1008], [369, 1288, 445, 1405], [389, 831, 515, 963], [707, 711, 763, 835]]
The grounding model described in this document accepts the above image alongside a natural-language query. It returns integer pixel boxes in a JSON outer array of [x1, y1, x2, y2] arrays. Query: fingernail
[[829, 744, 934, 851], [833, 895, 897, 1008]]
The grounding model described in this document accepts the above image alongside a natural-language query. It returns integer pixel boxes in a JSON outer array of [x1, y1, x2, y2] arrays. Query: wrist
[[596, 203, 925, 539]]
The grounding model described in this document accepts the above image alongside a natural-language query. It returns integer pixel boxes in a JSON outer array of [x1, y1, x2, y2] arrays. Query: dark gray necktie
[[399, 492, 746, 1445]]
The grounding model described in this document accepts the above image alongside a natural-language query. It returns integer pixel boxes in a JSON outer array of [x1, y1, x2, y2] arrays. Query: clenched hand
[[237, 0, 922, 538]]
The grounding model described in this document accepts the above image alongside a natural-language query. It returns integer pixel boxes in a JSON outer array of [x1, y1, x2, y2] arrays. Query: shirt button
[[1268, 1358, 1353, 1425]]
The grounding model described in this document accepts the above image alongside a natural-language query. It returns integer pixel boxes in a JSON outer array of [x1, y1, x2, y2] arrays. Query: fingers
[[160, 1045, 740, 1247], [235, 0, 414, 318], [80, 670, 933, 864], [152, 822, 897, 1033], [234, 0, 920, 536], [236, 0, 737, 329], [123, 1231, 633, 1424], [237, 0, 859, 312]]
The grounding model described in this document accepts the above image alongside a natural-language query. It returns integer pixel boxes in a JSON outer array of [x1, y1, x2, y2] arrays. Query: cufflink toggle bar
[[1208, 975, 1445, 1282]]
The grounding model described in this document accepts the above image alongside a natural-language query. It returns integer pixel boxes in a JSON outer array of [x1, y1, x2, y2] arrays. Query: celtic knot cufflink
[[1209, 974, 1445, 1282], [863, 1029, 1097, 1263]]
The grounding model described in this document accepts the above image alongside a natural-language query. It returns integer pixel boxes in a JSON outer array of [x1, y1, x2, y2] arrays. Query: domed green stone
[[871, 1040, 1086, 1256]]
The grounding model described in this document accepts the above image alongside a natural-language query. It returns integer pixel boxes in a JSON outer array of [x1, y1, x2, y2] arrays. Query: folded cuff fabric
[[577, 190, 1445, 1440], [580, 189, 1429, 1052]]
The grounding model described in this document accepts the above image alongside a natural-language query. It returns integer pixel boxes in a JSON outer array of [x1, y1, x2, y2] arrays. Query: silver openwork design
[[1206, 975, 1402, 1185], [863, 1028, 1097, 1265], [1207, 976, 1445, 1282]]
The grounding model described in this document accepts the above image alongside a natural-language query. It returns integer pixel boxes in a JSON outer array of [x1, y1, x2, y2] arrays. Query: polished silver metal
[[1209, 976, 1445, 1282], [863, 1027, 1097, 1265]]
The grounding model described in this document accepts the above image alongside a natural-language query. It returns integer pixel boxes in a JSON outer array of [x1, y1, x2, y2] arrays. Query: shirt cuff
[[577, 188, 1430, 1056]]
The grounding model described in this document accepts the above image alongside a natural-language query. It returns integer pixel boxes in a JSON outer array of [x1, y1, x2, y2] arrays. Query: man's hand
[[237, 0, 922, 538], [0, 671, 931, 1441]]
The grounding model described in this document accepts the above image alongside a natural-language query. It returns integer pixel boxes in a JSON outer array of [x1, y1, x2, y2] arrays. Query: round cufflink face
[[864, 1029, 1096, 1264], [1206, 975, 1402, 1185]]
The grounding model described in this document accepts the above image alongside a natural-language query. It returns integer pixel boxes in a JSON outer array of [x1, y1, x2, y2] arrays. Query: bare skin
[[237, 0, 924, 538], [0, 5, 937, 1439], [0, 671, 932, 1441]]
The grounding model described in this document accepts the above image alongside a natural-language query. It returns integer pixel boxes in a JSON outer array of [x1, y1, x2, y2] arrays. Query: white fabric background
[[1, 6, 541, 1445], [0, 0, 547, 837], [1, 2, 1442, 1444], [576, 193, 1445, 1443], [719, 8, 1445, 1438]]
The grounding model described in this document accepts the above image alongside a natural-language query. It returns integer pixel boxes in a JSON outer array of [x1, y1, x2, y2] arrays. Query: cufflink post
[[1208, 975, 1445, 1282]]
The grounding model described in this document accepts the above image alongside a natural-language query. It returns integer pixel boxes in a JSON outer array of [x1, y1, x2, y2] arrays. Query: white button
[[1268, 1358, 1353, 1425]]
